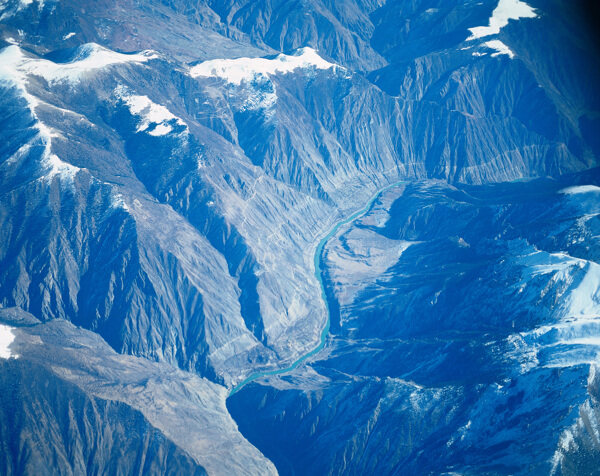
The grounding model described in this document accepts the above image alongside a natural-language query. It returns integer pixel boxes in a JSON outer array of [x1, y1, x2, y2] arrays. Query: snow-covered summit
[[0, 43, 156, 84], [189, 47, 337, 85], [467, 0, 537, 40]]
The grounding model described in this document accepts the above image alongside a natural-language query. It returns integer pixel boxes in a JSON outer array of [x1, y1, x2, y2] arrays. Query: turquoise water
[[229, 181, 404, 396]]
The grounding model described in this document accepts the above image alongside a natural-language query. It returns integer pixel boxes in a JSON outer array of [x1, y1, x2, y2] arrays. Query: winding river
[[229, 181, 404, 396]]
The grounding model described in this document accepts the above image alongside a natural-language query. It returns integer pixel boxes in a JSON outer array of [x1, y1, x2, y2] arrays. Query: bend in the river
[[228, 180, 405, 396]]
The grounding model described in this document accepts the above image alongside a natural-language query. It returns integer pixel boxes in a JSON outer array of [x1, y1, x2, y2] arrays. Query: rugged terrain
[[0, 0, 599, 474]]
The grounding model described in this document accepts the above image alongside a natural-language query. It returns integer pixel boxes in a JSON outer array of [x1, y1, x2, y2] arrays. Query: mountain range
[[0, 0, 599, 474]]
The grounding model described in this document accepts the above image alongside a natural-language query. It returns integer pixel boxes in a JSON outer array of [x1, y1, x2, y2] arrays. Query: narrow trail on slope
[[229, 181, 405, 396]]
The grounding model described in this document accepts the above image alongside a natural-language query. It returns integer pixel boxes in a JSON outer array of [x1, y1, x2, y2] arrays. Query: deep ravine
[[228, 181, 405, 396]]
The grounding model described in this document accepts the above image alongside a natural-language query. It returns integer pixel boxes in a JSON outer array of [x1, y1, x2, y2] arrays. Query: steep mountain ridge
[[0, 0, 599, 473], [0, 360, 208, 476], [1, 317, 276, 475]]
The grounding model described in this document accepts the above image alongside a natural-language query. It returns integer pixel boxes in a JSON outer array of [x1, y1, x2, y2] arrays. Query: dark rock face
[[0, 360, 207, 476], [0, 0, 598, 474]]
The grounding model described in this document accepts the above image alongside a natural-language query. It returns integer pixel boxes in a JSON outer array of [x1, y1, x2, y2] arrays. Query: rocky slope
[[1, 316, 276, 475], [0, 360, 208, 476], [0, 0, 599, 473], [228, 170, 600, 475]]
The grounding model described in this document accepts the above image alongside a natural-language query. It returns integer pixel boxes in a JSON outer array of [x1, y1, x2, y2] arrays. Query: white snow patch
[[148, 123, 173, 136], [0, 324, 18, 359], [242, 84, 277, 114], [522, 251, 600, 318], [0, 43, 155, 85], [559, 429, 576, 452], [483, 39, 515, 58], [0, 46, 82, 180], [115, 86, 187, 136], [62, 32, 76, 40], [589, 365, 597, 386], [559, 185, 600, 195], [506, 252, 600, 372], [517, 250, 584, 277], [190, 47, 338, 114], [189, 47, 337, 85], [565, 262, 600, 319], [110, 193, 130, 212], [44, 152, 79, 180], [467, 0, 537, 40]]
